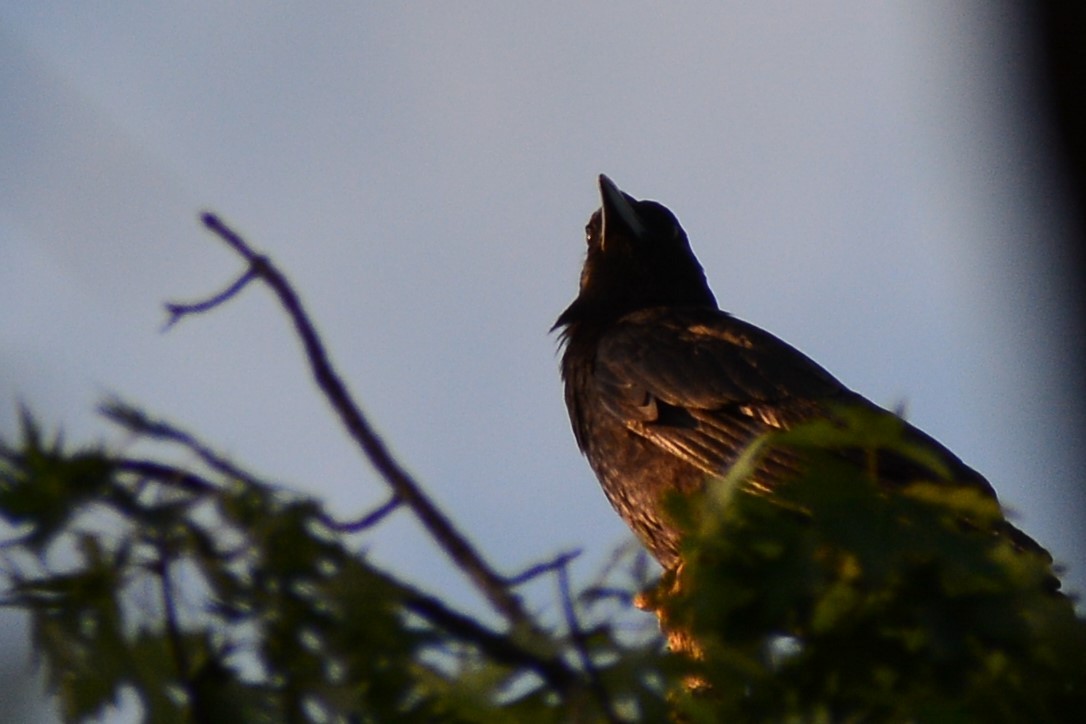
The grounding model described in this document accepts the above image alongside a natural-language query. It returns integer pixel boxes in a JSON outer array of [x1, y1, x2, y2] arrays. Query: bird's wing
[[593, 307, 1001, 495], [593, 307, 851, 479], [593, 307, 1046, 560]]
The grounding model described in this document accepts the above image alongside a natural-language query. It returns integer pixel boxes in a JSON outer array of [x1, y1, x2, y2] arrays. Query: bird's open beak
[[598, 174, 646, 250]]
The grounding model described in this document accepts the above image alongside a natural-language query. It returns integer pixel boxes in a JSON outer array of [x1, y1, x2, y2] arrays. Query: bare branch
[[114, 458, 219, 496], [107, 410, 402, 533], [400, 587, 577, 696], [557, 562, 620, 723], [102, 402, 267, 493], [504, 549, 582, 587], [162, 267, 259, 330], [328, 495, 402, 532], [200, 212, 261, 261], [154, 550, 190, 681], [183, 213, 534, 629]]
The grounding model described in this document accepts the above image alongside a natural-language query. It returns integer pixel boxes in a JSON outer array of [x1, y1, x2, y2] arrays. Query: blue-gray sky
[[2, 4, 1083, 720]]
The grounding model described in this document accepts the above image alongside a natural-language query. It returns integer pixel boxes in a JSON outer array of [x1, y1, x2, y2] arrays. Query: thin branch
[[400, 587, 577, 696], [103, 402, 268, 494], [504, 549, 582, 587], [557, 563, 620, 723], [154, 541, 224, 723], [114, 458, 219, 496], [577, 586, 638, 605], [184, 213, 534, 630], [153, 544, 196, 705], [109, 416, 401, 535], [163, 267, 259, 330], [200, 213, 263, 261], [0, 533, 34, 553], [327, 495, 402, 532]]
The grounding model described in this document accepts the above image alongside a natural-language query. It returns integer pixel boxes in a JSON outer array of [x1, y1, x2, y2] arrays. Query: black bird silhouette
[[555, 175, 1044, 571]]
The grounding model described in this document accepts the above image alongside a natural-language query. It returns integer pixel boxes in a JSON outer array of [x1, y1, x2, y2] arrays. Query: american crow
[[555, 175, 1045, 571]]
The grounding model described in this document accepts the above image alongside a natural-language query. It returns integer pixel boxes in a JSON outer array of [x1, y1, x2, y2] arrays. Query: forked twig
[[162, 267, 258, 330]]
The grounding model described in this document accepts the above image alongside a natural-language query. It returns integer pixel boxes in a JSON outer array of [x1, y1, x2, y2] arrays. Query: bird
[[554, 175, 1046, 573]]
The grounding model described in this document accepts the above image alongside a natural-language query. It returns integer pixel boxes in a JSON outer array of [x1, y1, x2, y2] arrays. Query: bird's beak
[[598, 174, 646, 250]]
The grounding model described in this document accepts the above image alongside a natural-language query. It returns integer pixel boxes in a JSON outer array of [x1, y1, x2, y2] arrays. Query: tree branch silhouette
[[162, 213, 537, 637]]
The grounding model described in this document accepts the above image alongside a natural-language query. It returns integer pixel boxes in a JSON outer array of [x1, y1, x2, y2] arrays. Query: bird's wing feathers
[[593, 307, 849, 476]]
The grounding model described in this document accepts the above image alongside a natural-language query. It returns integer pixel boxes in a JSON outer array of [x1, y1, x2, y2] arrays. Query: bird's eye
[[585, 223, 594, 246]]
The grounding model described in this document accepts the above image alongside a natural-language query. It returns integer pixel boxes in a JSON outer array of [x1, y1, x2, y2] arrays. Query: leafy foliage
[[0, 408, 666, 722], [661, 407, 1086, 722]]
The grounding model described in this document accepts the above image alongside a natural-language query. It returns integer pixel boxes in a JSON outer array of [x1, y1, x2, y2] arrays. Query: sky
[[2, 4, 1083, 720]]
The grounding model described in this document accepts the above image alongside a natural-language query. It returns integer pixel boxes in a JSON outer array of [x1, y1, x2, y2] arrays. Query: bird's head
[[554, 175, 717, 332]]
